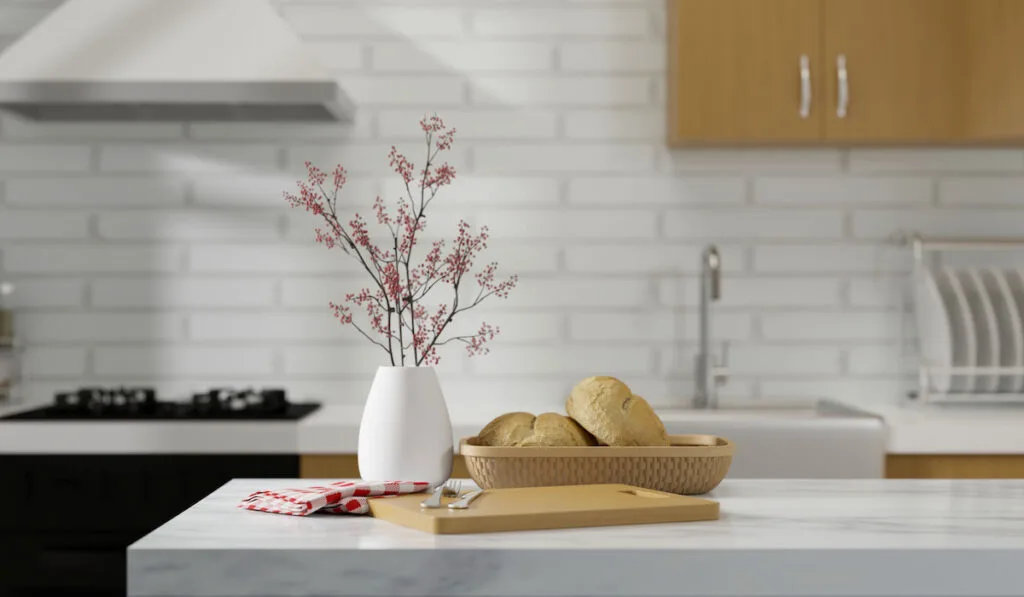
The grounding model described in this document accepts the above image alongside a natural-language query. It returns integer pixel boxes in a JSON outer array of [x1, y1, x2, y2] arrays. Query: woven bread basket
[[460, 434, 734, 495]]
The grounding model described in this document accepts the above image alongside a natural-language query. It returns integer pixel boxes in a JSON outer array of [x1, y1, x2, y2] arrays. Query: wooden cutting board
[[368, 484, 719, 534]]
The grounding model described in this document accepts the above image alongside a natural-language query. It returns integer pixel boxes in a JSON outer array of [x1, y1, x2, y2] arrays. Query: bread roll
[[477, 412, 535, 447], [566, 376, 669, 446], [519, 413, 597, 447], [477, 412, 597, 447]]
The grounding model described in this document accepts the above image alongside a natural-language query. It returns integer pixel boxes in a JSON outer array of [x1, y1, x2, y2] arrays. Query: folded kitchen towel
[[238, 480, 430, 516]]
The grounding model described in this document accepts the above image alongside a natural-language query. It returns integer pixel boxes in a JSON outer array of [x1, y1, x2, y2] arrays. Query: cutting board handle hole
[[619, 489, 669, 499]]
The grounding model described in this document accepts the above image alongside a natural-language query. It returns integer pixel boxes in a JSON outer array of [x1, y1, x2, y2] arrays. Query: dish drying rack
[[904, 232, 1024, 404]]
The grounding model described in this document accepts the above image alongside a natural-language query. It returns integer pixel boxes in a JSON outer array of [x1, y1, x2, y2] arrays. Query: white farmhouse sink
[[658, 400, 886, 479]]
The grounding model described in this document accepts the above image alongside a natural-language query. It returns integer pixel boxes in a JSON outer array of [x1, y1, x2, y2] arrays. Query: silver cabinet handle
[[836, 54, 849, 118], [799, 55, 811, 119]]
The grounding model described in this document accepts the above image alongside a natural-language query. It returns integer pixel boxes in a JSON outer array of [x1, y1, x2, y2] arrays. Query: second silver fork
[[420, 479, 462, 509]]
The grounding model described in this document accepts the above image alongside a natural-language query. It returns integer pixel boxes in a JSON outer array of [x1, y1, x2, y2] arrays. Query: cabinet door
[[965, 0, 1024, 140], [668, 0, 822, 144], [823, 0, 965, 142]]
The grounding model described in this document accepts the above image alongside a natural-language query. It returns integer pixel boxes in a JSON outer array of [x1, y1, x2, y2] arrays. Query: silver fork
[[420, 479, 461, 509]]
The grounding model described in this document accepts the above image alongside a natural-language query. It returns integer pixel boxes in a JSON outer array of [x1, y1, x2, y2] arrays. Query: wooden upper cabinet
[[822, 0, 965, 142], [667, 0, 822, 144], [965, 0, 1024, 140]]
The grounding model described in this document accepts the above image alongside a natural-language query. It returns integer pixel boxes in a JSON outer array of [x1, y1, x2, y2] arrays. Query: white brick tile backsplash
[[381, 176, 560, 205], [97, 211, 280, 241], [665, 150, 843, 173], [730, 345, 843, 376], [473, 144, 655, 173], [281, 6, 465, 37], [378, 110, 558, 140], [281, 277, 372, 308], [446, 311, 563, 343], [470, 76, 649, 106], [0, 6, 52, 35], [659, 277, 841, 308], [95, 346, 274, 377], [6, 178, 187, 207], [194, 174, 361, 208], [283, 207, 468, 242], [753, 245, 910, 273], [504, 277, 648, 308], [664, 210, 844, 240], [563, 110, 664, 141], [660, 345, 842, 376], [853, 209, 1024, 239], [4, 0, 1022, 409], [99, 144, 278, 173], [0, 145, 91, 172], [938, 177, 1024, 206], [1, 115, 184, 140], [570, 311, 752, 342], [558, 41, 664, 72], [847, 345, 917, 375], [18, 313, 183, 342], [760, 378, 911, 403], [847, 277, 907, 308], [568, 177, 745, 205], [305, 41, 365, 71], [0, 211, 89, 239], [22, 347, 88, 378], [848, 149, 1024, 173], [190, 312, 338, 341], [187, 118, 374, 141], [478, 244, 560, 273], [0, 279, 84, 308], [471, 8, 650, 37], [565, 244, 745, 274], [483, 209, 656, 240], [472, 345, 653, 376], [189, 245, 342, 273], [287, 143, 467, 174], [372, 41, 554, 72], [93, 278, 276, 308], [284, 345, 462, 375], [754, 177, 933, 205], [339, 76, 466, 106], [760, 312, 907, 341], [4, 246, 183, 273]]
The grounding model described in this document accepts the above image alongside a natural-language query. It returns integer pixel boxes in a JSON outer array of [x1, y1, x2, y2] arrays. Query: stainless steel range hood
[[0, 0, 353, 121]]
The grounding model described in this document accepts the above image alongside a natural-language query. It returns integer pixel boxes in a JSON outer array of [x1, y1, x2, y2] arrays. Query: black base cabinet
[[0, 454, 299, 596]]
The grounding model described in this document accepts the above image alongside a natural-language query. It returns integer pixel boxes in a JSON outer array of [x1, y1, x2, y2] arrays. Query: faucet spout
[[694, 245, 725, 409]]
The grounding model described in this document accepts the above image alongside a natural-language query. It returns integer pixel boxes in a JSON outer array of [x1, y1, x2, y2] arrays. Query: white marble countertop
[[128, 478, 1024, 597], [5, 397, 1024, 455], [865, 401, 1024, 454]]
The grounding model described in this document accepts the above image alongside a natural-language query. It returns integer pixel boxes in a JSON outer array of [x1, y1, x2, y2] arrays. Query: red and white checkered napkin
[[238, 480, 430, 516]]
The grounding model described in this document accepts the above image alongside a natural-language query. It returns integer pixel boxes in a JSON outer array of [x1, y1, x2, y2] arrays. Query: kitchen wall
[[1, 0, 1021, 412]]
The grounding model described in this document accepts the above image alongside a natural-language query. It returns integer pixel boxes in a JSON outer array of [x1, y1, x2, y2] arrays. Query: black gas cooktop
[[1, 386, 321, 420]]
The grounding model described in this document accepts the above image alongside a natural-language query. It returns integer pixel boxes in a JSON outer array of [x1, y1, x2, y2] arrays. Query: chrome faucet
[[693, 245, 728, 409]]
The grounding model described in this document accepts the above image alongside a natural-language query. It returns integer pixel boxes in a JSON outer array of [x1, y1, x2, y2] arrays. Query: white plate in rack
[[961, 268, 1000, 393], [940, 267, 976, 394], [913, 267, 953, 394], [1005, 270, 1024, 393], [981, 269, 1023, 393]]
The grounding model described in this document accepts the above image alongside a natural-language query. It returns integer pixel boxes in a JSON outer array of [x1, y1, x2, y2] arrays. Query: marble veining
[[128, 479, 1024, 597]]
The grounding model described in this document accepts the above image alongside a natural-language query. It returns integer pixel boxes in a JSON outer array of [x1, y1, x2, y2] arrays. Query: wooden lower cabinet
[[886, 455, 1024, 478], [301, 454, 471, 479], [303, 454, 1024, 480]]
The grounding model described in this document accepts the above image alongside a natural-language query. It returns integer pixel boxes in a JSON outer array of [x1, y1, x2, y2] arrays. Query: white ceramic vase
[[357, 366, 453, 486]]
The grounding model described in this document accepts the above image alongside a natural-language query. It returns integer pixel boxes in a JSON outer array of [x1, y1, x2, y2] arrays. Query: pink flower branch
[[285, 115, 517, 366]]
